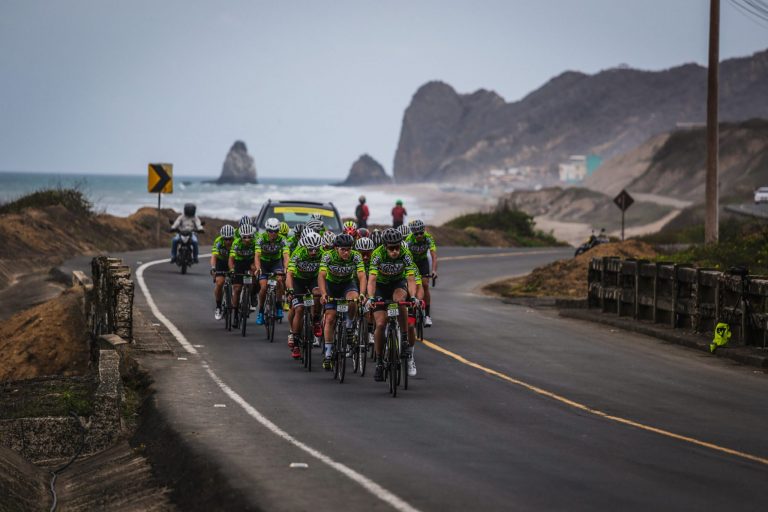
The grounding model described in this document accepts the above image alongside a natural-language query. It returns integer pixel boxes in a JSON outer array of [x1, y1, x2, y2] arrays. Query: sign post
[[613, 189, 634, 241], [148, 163, 173, 246]]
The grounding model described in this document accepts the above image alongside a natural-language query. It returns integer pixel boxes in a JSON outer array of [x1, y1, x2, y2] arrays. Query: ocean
[[0, 171, 429, 225]]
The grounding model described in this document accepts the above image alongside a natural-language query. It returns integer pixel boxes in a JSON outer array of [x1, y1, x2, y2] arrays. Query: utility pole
[[705, 0, 720, 243]]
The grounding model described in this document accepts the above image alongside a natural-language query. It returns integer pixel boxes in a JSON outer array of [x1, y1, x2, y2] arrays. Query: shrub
[[0, 187, 92, 216]]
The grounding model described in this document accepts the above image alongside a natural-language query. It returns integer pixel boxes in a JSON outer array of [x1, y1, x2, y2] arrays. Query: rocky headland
[[338, 154, 392, 186], [216, 140, 258, 184], [393, 49, 768, 183]]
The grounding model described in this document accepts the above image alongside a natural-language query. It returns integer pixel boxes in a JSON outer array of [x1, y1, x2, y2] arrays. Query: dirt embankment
[[485, 240, 658, 299], [0, 205, 232, 291]]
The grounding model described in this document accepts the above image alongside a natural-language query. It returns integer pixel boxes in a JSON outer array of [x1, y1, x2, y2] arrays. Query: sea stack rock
[[339, 154, 393, 186], [217, 141, 258, 184]]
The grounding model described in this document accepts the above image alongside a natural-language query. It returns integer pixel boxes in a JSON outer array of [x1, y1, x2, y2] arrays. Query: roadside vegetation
[[443, 202, 565, 247], [0, 186, 93, 216]]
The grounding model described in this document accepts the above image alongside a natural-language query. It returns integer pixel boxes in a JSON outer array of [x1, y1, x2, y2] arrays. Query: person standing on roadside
[[391, 199, 407, 228], [355, 195, 370, 229]]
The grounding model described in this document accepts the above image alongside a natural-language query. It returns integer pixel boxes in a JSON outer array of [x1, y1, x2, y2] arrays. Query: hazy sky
[[1, 1, 766, 179]]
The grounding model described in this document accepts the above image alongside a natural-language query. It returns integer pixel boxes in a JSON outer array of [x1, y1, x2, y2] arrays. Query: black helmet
[[184, 203, 197, 217], [334, 233, 355, 248], [382, 228, 403, 245]]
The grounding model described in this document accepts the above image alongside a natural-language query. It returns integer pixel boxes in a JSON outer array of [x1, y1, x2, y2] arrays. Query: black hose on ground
[[49, 411, 87, 512]]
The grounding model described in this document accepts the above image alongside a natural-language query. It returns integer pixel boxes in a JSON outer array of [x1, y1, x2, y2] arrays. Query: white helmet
[[265, 217, 280, 232], [322, 231, 336, 247], [239, 224, 255, 238], [355, 237, 375, 251], [300, 231, 322, 250]]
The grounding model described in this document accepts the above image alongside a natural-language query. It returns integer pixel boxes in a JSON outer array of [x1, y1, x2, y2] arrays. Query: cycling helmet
[[355, 237, 375, 252], [184, 203, 197, 217], [322, 231, 336, 247], [409, 219, 425, 234], [306, 219, 324, 233], [357, 227, 370, 238], [343, 220, 357, 230], [300, 231, 322, 250], [220, 224, 235, 239], [294, 223, 305, 237], [382, 228, 403, 245], [334, 233, 355, 248], [344, 225, 358, 238], [309, 213, 323, 221], [397, 223, 411, 237], [239, 224, 255, 238], [370, 229, 383, 247], [265, 217, 280, 232], [239, 215, 252, 228], [279, 221, 290, 236]]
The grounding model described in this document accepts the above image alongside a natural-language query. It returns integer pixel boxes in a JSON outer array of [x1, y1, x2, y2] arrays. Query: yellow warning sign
[[148, 163, 173, 194]]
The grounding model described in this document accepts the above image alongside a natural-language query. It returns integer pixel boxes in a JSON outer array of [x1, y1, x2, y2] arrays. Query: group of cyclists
[[207, 212, 439, 383]]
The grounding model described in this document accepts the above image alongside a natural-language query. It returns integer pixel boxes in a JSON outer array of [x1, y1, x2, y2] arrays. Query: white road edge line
[[136, 258, 420, 512]]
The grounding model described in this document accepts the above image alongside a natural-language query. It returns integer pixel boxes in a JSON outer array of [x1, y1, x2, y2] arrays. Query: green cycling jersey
[[229, 237, 256, 262], [320, 249, 365, 284], [212, 235, 233, 261], [288, 246, 323, 280], [405, 232, 437, 261], [255, 233, 289, 262], [368, 245, 416, 284]]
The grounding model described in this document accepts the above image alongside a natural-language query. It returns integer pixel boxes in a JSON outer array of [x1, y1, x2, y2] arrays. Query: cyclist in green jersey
[[355, 236, 376, 345], [321, 230, 336, 252], [254, 218, 290, 325], [318, 233, 367, 370], [210, 224, 235, 320], [228, 224, 257, 328], [285, 231, 323, 359], [406, 219, 438, 326], [366, 228, 418, 381], [235, 215, 252, 239], [285, 223, 305, 255]]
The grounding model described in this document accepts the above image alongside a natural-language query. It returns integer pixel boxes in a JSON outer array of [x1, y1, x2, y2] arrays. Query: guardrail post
[[671, 264, 679, 328], [652, 263, 659, 323]]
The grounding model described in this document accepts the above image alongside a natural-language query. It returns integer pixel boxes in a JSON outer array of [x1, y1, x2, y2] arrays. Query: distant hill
[[394, 49, 768, 183], [586, 119, 768, 203]]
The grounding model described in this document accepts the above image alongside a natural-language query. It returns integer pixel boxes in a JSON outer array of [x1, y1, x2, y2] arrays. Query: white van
[[755, 187, 768, 204]]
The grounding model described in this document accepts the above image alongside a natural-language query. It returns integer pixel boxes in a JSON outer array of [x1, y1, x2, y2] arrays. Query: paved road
[[725, 202, 768, 219], [107, 246, 768, 511]]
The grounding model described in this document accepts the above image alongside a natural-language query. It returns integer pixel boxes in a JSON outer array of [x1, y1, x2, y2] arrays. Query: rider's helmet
[[409, 219, 425, 235], [239, 224, 255, 238], [279, 221, 290, 236], [309, 213, 323, 221], [239, 215, 252, 228], [355, 237, 375, 252], [265, 217, 280, 233], [370, 229, 383, 247], [334, 233, 355, 248], [343, 220, 358, 238], [306, 218, 324, 233], [397, 223, 411, 237], [322, 231, 336, 248], [343, 220, 357, 230], [293, 223, 305, 237], [382, 228, 403, 245], [359, 195, 366, 204], [300, 231, 322, 250], [184, 203, 197, 217], [220, 224, 235, 239], [357, 227, 370, 239]]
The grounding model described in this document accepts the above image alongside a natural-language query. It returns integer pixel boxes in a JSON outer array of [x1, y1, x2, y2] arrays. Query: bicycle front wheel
[[240, 288, 250, 337]]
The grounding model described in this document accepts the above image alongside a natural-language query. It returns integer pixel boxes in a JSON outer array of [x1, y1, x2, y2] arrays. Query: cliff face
[[217, 141, 258, 184], [339, 154, 392, 186], [393, 49, 768, 183]]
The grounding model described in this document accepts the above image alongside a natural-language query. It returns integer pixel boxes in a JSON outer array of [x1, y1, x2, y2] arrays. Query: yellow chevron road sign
[[148, 163, 173, 193]]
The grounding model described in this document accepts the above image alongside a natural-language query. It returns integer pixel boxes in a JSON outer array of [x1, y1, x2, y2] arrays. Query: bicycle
[[328, 297, 357, 384], [371, 300, 413, 397], [353, 304, 368, 377], [297, 292, 316, 372], [235, 272, 254, 337], [261, 272, 285, 343], [213, 270, 233, 331]]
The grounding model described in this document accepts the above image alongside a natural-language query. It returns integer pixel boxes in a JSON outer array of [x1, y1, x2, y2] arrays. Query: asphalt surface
[[89, 246, 768, 511]]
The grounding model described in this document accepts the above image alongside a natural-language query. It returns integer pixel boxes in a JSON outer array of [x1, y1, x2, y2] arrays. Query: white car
[[755, 187, 768, 204]]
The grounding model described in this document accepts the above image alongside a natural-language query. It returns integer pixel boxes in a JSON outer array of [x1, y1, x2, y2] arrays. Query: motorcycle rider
[[170, 203, 203, 263]]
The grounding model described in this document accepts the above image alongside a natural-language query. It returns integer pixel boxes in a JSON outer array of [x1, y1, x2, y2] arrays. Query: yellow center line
[[440, 250, 564, 262], [420, 338, 768, 467]]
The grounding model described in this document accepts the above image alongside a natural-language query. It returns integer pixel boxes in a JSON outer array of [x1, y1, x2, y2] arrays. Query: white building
[[559, 155, 587, 183]]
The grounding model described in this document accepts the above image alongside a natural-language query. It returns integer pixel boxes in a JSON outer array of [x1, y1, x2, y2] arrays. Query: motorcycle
[[574, 230, 609, 257], [169, 220, 205, 274]]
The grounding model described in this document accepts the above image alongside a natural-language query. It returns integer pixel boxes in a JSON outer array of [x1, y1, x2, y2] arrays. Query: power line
[[729, 0, 768, 27]]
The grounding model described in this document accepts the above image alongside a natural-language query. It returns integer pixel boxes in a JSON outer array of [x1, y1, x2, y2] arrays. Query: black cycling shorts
[[214, 258, 229, 274], [415, 259, 430, 280], [374, 279, 408, 309], [258, 258, 284, 280], [293, 277, 318, 296], [324, 281, 359, 310], [232, 259, 252, 285]]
